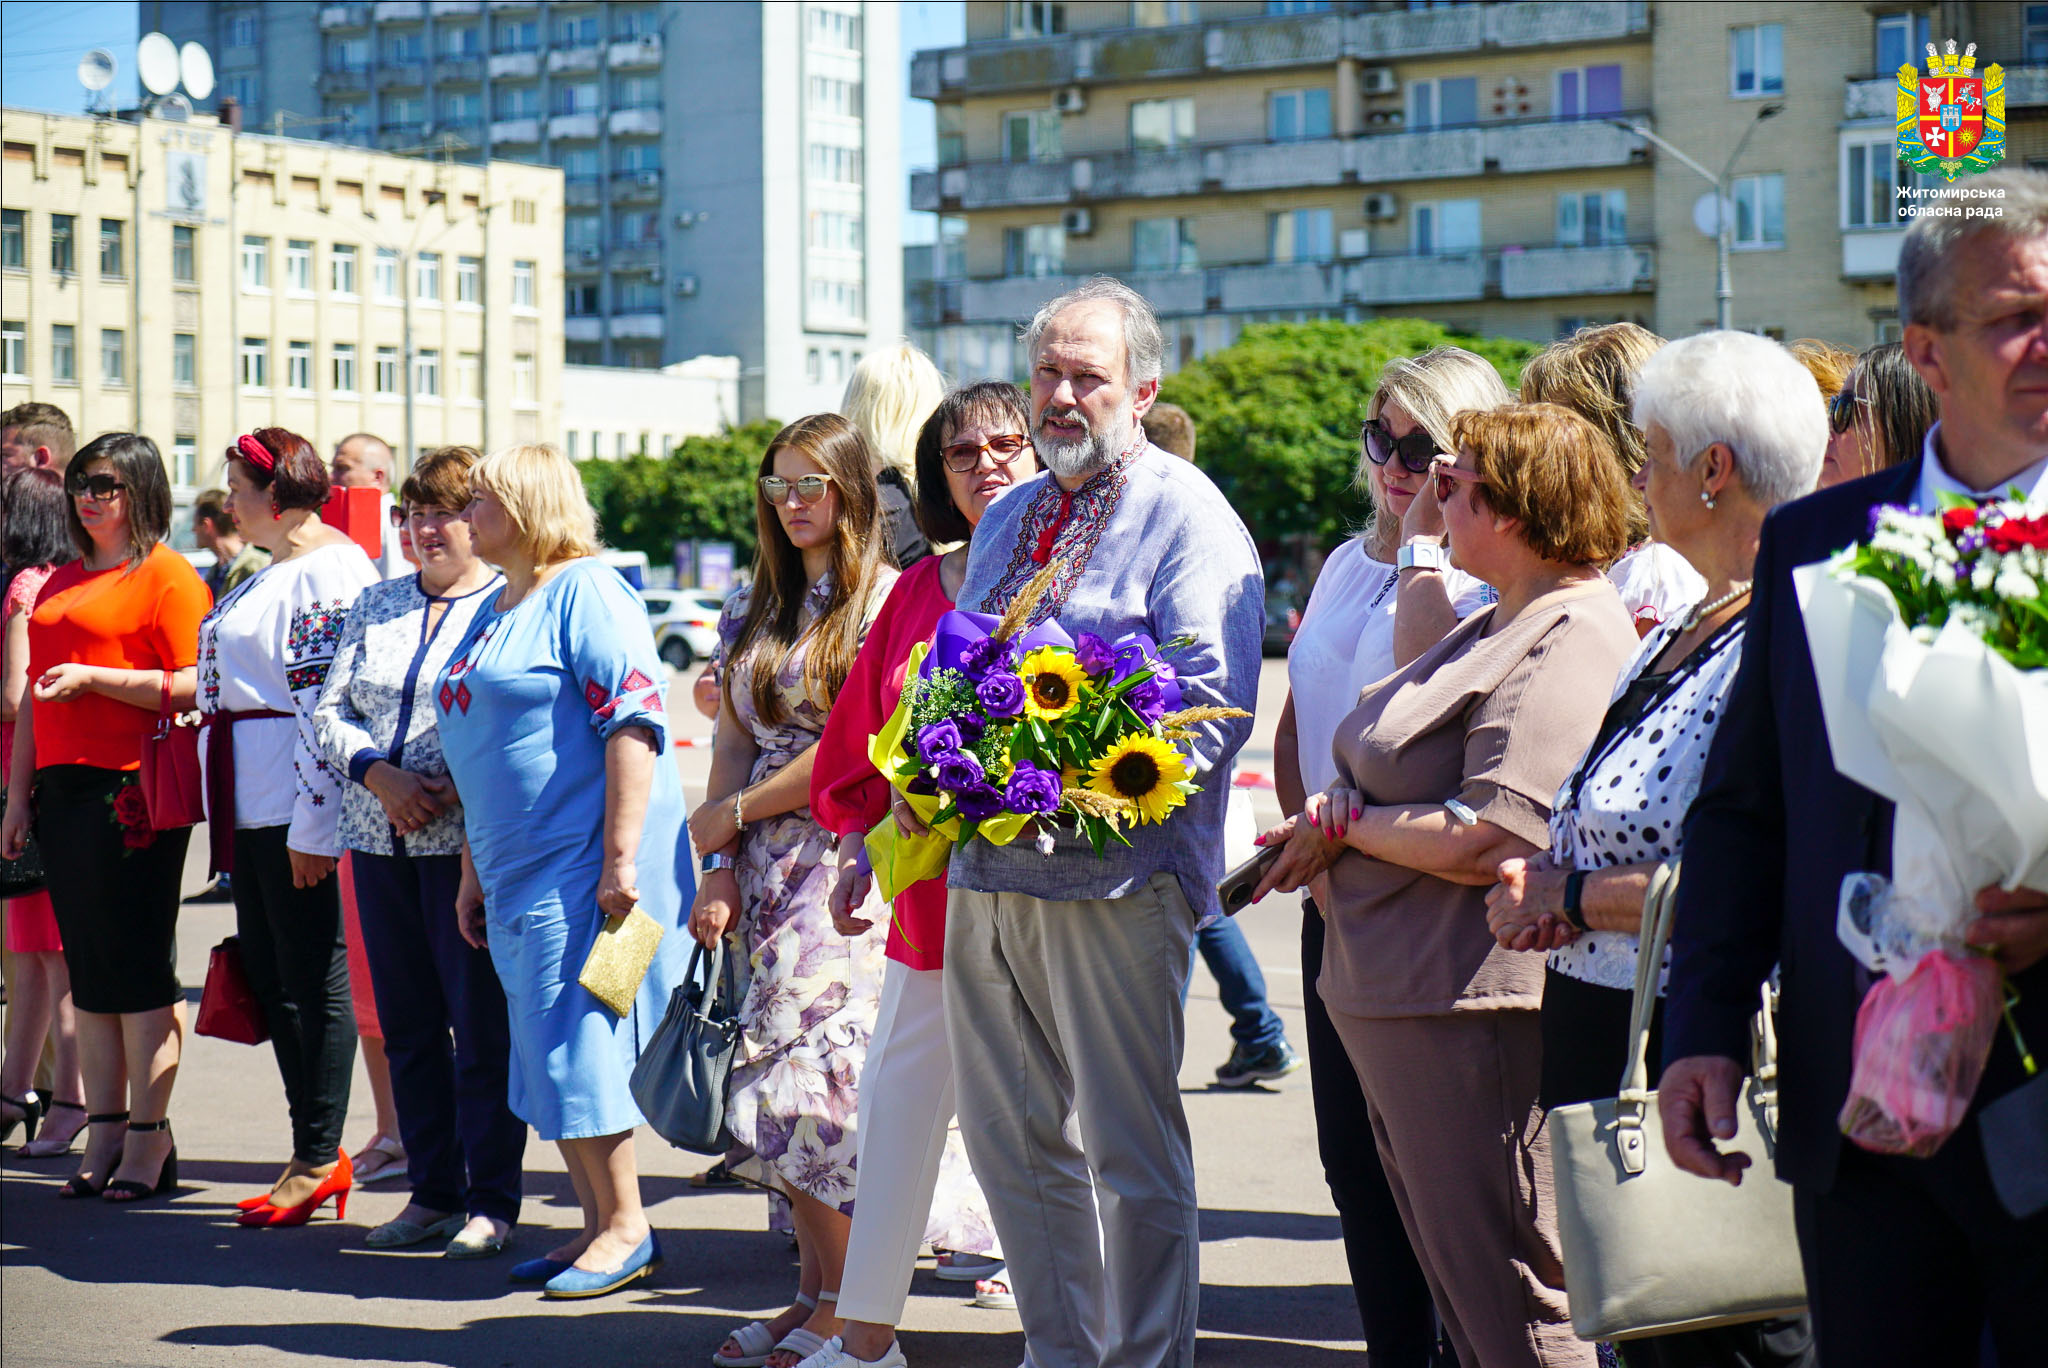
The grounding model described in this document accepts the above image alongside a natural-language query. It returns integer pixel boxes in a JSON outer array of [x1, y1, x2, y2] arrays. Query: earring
[[1700, 489, 1716, 511]]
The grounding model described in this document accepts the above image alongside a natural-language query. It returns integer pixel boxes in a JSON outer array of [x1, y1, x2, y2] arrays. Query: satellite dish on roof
[[137, 32, 179, 96], [180, 42, 215, 101], [78, 49, 116, 93]]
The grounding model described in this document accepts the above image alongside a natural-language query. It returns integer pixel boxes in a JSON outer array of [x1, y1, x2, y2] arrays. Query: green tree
[[579, 419, 783, 567], [1161, 319, 1540, 552]]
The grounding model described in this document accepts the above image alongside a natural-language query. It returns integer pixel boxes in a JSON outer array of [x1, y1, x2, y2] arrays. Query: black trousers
[[351, 849, 524, 1223], [1302, 900, 1453, 1368], [233, 824, 354, 1166], [36, 765, 190, 1014]]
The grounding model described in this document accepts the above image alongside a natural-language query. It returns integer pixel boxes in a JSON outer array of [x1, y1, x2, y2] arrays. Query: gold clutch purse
[[577, 905, 664, 1016]]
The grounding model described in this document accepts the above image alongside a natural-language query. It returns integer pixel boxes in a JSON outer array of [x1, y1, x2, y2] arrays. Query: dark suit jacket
[[1665, 455, 2048, 1194]]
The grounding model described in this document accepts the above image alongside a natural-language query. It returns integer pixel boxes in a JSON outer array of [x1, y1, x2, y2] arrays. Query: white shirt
[[1286, 535, 1492, 795], [1914, 421, 2048, 512], [1607, 541, 1707, 638], [375, 491, 411, 580]]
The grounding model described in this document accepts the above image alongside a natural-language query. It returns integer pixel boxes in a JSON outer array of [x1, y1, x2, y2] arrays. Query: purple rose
[[954, 783, 1006, 822], [975, 671, 1027, 719], [959, 636, 1017, 682], [1125, 678, 1169, 725], [915, 719, 966, 764], [933, 751, 986, 793], [1004, 763, 1064, 815], [1073, 632, 1115, 677]]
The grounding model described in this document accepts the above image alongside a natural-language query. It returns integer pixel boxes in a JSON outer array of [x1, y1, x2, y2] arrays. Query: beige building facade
[[1, 105, 563, 504], [907, 1, 2048, 377]]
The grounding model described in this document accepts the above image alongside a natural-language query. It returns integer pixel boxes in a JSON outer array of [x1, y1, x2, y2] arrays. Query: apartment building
[[907, 1, 2048, 377], [0, 105, 563, 498], [147, 0, 901, 423]]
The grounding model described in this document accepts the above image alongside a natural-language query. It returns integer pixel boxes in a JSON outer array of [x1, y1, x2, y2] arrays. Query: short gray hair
[[1898, 168, 2048, 330], [1019, 276, 1166, 388], [1633, 331, 1825, 510]]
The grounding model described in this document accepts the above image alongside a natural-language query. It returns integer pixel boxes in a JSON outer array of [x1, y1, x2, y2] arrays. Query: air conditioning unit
[[1061, 207, 1094, 235], [1363, 192, 1399, 221], [1359, 67, 1397, 96], [636, 170, 659, 187], [1339, 228, 1370, 259], [1053, 86, 1086, 114], [637, 34, 659, 50], [576, 246, 601, 262], [647, 265, 663, 283], [674, 273, 699, 297]]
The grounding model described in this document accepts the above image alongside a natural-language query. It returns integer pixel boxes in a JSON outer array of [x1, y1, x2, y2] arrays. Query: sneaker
[[1214, 1040, 1303, 1088]]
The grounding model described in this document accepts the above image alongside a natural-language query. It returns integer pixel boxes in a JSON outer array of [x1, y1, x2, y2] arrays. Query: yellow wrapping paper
[[863, 641, 1031, 902]]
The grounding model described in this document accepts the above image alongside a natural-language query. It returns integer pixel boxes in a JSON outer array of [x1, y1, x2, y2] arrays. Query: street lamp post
[[1613, 103, 1781, 332]]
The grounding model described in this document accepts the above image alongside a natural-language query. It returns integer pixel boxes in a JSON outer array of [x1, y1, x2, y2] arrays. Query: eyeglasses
[[759, 473, 835, 506], [1430, 459, 1486, 504], [1361, 418, 1441, 474], [68, 474, 127, 502], [941, 433, 1031, 474], [1828, 389, 1872, 436]]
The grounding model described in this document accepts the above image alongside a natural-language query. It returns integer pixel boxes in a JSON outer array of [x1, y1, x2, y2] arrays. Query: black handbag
[[630, 938, 743, 1156], [0, 788, 45, 899]]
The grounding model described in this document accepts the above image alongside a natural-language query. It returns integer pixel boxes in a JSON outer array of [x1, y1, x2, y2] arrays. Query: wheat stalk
[[1062, 784, 1133, 822], [992, 558, 1066, 643], [1155, 705, 1252, 729]]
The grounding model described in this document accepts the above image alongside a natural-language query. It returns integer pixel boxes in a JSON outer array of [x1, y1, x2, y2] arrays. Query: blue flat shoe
[[541, 1231, 661, 1299], [508, 1255, 574, 1285]]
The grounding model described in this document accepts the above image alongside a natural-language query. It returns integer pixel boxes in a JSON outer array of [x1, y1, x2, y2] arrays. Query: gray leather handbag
[[1549, 857, 1809, 1342], [630, 938, 743, 1156]]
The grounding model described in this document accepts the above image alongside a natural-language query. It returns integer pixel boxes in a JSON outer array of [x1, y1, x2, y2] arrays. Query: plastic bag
[[1839, 949, 2004, 1157]]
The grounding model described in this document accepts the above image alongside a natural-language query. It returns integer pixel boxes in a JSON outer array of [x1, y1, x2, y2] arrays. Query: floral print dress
[[720, 573, 894, 1214]]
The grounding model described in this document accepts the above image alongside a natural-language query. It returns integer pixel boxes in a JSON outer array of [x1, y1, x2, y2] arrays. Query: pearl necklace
[[1680, 580, 1753, 632]]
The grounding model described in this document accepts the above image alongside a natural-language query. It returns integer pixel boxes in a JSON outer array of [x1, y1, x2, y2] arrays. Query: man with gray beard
[[940, 277, 1263, 1368]]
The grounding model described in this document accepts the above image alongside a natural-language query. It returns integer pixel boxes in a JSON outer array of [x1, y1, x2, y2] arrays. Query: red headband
[[235, 434, 276, 473]]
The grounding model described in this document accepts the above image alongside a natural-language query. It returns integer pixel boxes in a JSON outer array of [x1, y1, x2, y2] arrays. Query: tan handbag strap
[[1617, 855, 1683, 1104]]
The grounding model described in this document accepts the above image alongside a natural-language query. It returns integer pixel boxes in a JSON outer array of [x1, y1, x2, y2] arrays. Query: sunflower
[[1087, 734, 1190, 825], [1018, 647, 1089, 723]]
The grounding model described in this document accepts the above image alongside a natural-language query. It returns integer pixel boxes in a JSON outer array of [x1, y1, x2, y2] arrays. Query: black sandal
[[102, 1119, 178, 1203], [57, 1112, 128, 1198], [0, 1090, 43, 1147], [18, 1100, 86, 1158]]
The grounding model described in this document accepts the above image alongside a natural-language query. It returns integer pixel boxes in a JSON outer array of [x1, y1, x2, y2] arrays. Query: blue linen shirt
[[947, 440, 1264, 920]]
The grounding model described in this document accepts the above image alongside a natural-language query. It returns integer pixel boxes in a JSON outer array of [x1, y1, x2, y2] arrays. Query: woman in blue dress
[[438, 442, 691, 1300]]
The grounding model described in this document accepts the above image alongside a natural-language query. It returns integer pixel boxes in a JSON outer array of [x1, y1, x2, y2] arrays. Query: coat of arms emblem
[[1897, 40, 2005, 182]]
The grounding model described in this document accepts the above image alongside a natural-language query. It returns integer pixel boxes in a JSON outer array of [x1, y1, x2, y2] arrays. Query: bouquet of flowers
[[1794, 496, 2048, 1156], [864, 563, 1249, 901]]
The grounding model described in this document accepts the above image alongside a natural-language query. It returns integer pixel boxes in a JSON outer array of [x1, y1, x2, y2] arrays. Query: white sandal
[[769, 1330, 829, 1366], [793, 1336, 908, 1368], [713, 1293, 818, 1368]]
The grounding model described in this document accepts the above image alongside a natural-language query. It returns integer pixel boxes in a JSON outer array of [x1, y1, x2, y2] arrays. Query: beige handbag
[[1548, 857, 1808, 1342], [577, 904, 665, 1017]]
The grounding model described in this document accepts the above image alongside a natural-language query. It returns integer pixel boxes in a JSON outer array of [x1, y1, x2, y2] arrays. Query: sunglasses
[[68, 474, 127, 501], [941, 433, 1031, 474], [1828, 389, 1872, 436], [759, 473, 835, 506], [1361, 418, 1441, 474], [1430, 459, 1485, 504]]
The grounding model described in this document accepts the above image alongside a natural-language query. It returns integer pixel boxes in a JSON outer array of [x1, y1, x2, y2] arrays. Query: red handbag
[[195, 936, 269, 1045], [140, 670, 205, 831]]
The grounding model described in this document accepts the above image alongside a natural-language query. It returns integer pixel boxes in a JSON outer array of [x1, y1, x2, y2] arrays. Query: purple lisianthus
[[1125, 678, 1170, 725], [915, 719, 966, 764], [933, 751, 986, 793], [1111, 641, 1158, 682], [956, 711, 988, 745], [959, 636, 1018, 682], [975, 671, 1027, 719], [1073, 632, 1115, 677], [954, 783, 1006, 822], [1004, 763, 1064, 816]]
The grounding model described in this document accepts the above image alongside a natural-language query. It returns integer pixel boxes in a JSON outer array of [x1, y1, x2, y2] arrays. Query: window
[[512, 352, 535, 402], [809, 8, 862, 49], [287, 340, 313, 391], [551, 11, 600, 45], [240, 336, 269, 389], [384, 94, 425, 129], [229, 9, 260, 48], [382, 31, 423, 62], [1413, 200, 1481, 255], [455, 350, 481, 400], [808, 210, 864, 252], [99, 218, 125, 278], [614, 73, 660, 108], [439, 23, 479, 57], [331, 242, 358, 294], [51, 215, 75, 275], [52, 324, 76, 382], [806, 348, 823, 384], [810, 76, 864, 118], [1130, 97, 1194, 153], [374, 248, 400, 300], [1007, 1, 1065, 37], [326, 35, 367, 69], [1555, 64, 1623, 119], [614, 6, 660, 39], [807, 276, 865, 319], [1003, 109, 1063, 164], [614, 142, 661, 173], [241, 234, 269, 290], [1133, 217, 1198, 272], [415, 251, 441, 302], [1004, 224, 1066, 278], [1407, 76, 1478, 130], [615, 277, 661, 312], [1844, 139, 1904, 227], [1265, 0, 1329, 11], [615, 210, 659, 243], [414, 348, 440, 398], [100, 328, 126, 385], [1269, 208, 1333, 262], [1133, 2, 1194, 24], [456, 255, 480, 304], [566, 430, 581, 461], [2029, 5, 2048, 63], [0, 322, 22, 379], [283, 239, 313, 292], [1876, 13, 1931, 74], [1, 210, 21, 270], [1557, 190, 1627, 246], [172, 224, 195, 282], [495, 84, 539, 118], [226, 75, 259, 115], [1730, 23, 1784, 97], [332, 341, 357, 392], [375, 345, 399, 395], [553, 81, 599, 115], [1268, 89, 1331, 141], [1732, 172, 1786, 246], [494, 17, 537, 51], [937, 105, 964, 166], [512, 260, 535, 308], [439, 91, 481, 123], [172, 436, 196, 487], [172, 332, 194, 387], [807, 144, 864, 183]]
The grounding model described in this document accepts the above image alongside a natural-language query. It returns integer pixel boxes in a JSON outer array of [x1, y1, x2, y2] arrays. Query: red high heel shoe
[[238, 1150, 352, 1227]]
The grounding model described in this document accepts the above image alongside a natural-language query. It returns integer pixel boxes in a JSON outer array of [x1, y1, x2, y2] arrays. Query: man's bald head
[[332, 432, 395, 490]]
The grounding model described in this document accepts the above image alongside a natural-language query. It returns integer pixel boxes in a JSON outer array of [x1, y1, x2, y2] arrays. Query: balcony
[[1351, 126, 1486, 181], [1351, 3, 1484, 58], [612, 169, 663, 203], [376, 62, 426, 90], [1218, 262, 1347, 312], [487, 50, 538, 79], [318, 4, 369, 29], [1352, 253, 1488, 305], [376, 0, 424, 18], [430, 0, 480, 12], [2007, 65, 2048, 108], [547, 46, 602, 74], [569, 244, 605, 269], [1499, 243, 1654, 297], [1844, 76, 1898, 122], [1484, 118, 1645, 174], [610, 34, 662, 68], [610, 313, 664, 340], [565, 316, 603, 343], [487, 0, 536, 9], [1842, 228, 1907, 280], [609, 107, 662, 137], [609, 243, 661, 272], [376, 125, 423, 150], [436, 55, 483, 82], [488, 116, 540, 144], [1203, 11, 1343, 71], [548, 112, 600, 141], [566, 176, 602, 208], [317, 65, 369, 95]]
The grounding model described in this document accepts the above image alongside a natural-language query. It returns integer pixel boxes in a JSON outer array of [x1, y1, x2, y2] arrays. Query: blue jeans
[[1183, 915, 1287, 1051]]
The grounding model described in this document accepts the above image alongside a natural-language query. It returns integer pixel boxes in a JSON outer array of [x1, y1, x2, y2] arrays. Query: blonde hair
[[471, 443, 602, 566], [1785, 339, 1856, 400], [1365, 347, 1515, 481], [1518, 322, 1666, 543], [841, 343, 943, 489]]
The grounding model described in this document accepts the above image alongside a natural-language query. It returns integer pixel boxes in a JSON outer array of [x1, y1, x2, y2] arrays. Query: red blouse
[[811, 555, 954, 970]]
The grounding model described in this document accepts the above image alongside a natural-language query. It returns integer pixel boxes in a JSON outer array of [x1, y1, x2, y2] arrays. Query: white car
[[642, 589, 727, 671]]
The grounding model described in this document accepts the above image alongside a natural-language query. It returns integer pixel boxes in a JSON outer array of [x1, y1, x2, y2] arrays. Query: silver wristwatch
[[700, 853, 738, 873], [1396, 539, 1448, 573]]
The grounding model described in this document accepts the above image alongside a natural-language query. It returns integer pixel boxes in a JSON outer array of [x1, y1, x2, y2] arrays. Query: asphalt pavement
[[0, 657, 1365, 1367]]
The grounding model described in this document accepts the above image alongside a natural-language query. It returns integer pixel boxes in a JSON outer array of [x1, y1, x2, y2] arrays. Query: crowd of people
[[1, 167, 2045, 1368]]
